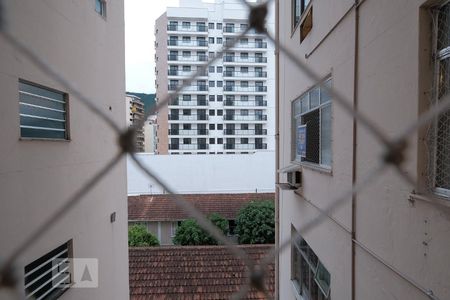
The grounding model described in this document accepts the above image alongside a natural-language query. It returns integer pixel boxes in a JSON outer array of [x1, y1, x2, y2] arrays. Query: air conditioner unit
[[287, 171, 302, 189]]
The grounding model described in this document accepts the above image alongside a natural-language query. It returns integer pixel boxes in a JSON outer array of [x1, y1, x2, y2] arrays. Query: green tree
[[235, 201, 275, 244], [128, 224, 160, 247], [173, 213, 229, 245]]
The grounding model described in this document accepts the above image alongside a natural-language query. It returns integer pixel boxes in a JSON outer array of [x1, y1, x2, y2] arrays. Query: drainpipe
[[351, 1, 360, 300], [274, 0, 280, 299]]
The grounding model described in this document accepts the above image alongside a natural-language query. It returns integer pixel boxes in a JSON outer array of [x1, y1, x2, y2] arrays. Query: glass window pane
[[21, 128, 65, 139], [320, 104, 332, 166], [300, 94, 308, 113], [320, 79, 332, 104], [315, 262, 331, 297], [20, 116, 66, 130], [310, 87, 320, 109]]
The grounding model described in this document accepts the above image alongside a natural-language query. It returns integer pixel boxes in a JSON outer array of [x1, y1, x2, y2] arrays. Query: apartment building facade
[[126, 94, 145, 152], [277, 0, 450, 299], [155, 0, 275, 155], [0, 1, 129, 299]]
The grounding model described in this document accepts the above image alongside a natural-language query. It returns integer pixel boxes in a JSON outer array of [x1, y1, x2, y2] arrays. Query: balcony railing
[[223, 56, 267, 63], [168, 85, 208, 92], [223, 86, 268, 92], [168, 99, 209, 106], [168, 70, 208, 77], [223, 26, 261, 35], [223, 129, 267, 135], [167, 24, 208, 32], [224, 100, 267, 107], [168, 40, 208, 47], [169, 144, 209, 150], [168, 129, 209, 135], [169, 114, 209, 121], [223, 71, 267, 78], [223, 115, 267, 121], [168, 55, 208, 62], [224, 143, 267, 150], [225, 42, 267, 49]]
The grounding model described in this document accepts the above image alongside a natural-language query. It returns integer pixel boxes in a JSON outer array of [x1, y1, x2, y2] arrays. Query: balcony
[[168, 99, 208, 107], [167, 40, 208, 48], [167, 55, 208, 62], [224, 143, 267, 150], [223, 129, 267, 135], [168, 129, 209, 136], [223, 71, 267, 78], [169, 114, 209, 121], [169, 144, 209, 150], [223, 26, 262, 35], [223, 86, 268, 93], [223, 114, 267, 121], [168, 70, 208, 77], [223, 56, 267, 64], [167, 24, 208, 33], [225, 42, 268, 49], [224, 100, 267, 107], [168, 85, 208, 92]]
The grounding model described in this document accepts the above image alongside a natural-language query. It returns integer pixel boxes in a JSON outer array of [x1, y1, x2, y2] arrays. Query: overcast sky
[[125, 0, 180, 94]]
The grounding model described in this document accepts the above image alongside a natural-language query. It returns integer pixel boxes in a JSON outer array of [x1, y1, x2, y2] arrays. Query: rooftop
[[129, 244, 275, 299], [128, 193, 275, 221]]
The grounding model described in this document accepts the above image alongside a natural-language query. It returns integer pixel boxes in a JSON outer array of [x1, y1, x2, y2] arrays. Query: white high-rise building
[[154, 0, 275, 155]]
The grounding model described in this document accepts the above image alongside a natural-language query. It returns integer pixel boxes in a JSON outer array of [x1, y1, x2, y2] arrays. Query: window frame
[[292, 0, 312, 36], [428, 2, 450, 198], [95, 0, 106, 18], [292, 78, 332, 169], [18, 79, 70, 141]]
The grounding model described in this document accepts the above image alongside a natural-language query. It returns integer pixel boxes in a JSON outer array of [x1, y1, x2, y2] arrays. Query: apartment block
[[126, 94, 145, 152], [277, 0, 450, 299], [143, 115, 158, 153], [155, 0, 275, 155], [0, 1, 128, 299]]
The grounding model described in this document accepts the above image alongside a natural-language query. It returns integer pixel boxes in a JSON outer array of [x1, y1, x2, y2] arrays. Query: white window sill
[[299, 161, 332, 175], [409, 192, 450, 208]]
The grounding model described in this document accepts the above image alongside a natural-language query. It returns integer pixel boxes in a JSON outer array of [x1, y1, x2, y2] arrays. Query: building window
[[218, 124, 223, 130], [209, 37, 215, 44], [292, 0, 310, 29], [429, 3, 450, 196], [19, 80, 69, 140], [217, 23, 222, 29], [217, 81, 223, 87], [182, 21, 191, 29], [209, 138, 216, 144], [217, 37, 223, 44], [209, 124, 215, 130], [292, 230, 330, 300], [218, 138, 223, 144], [95, 0, 106, 17], [209, 22, 215, 29], [217, 66, 223, 73], [209, 95, 215, 102], [217, 95, 223, 102], [209, 81, 215, 88], [292, 78, 332, 166], [209, 66, 215, 73], [25, 240, 72, 299], [171, 222, 178, 237], [209, 109, 215, 116], [217, 109, 223, 116]]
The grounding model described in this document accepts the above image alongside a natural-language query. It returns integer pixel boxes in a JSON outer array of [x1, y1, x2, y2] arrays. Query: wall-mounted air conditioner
[[287, 171, 302, 189]]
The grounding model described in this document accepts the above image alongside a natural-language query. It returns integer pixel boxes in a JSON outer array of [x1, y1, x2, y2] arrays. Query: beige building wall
[[130, 221, 176, 245], [277, 0, 450, 299], [0, 1, 129, 299], [155, 13, 169, 155]]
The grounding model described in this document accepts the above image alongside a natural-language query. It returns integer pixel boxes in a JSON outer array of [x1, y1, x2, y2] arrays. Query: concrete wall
[[277, 0, 450, 299], [127, 151, 275, 195], [0, 1, 128, 299]]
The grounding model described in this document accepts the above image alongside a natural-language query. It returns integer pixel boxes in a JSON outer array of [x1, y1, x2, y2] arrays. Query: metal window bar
[[1, 0, 450, 299]]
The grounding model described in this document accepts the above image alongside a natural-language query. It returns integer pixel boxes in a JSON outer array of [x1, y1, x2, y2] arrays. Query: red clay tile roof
[[128, 193, 274, 221], [129, 245, 275, 300]]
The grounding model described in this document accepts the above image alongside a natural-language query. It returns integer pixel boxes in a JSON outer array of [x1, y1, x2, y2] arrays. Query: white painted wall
[[127, 151, 275, 195]]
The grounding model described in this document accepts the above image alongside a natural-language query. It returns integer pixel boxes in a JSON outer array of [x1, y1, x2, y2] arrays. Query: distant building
[[143, 115, 157, 153], [128, 193, 274, 245], [126, 94, 145, 152], [0, 1, 128, 299], [129, 245, 274, 299], [154, 0, 275, 155]]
